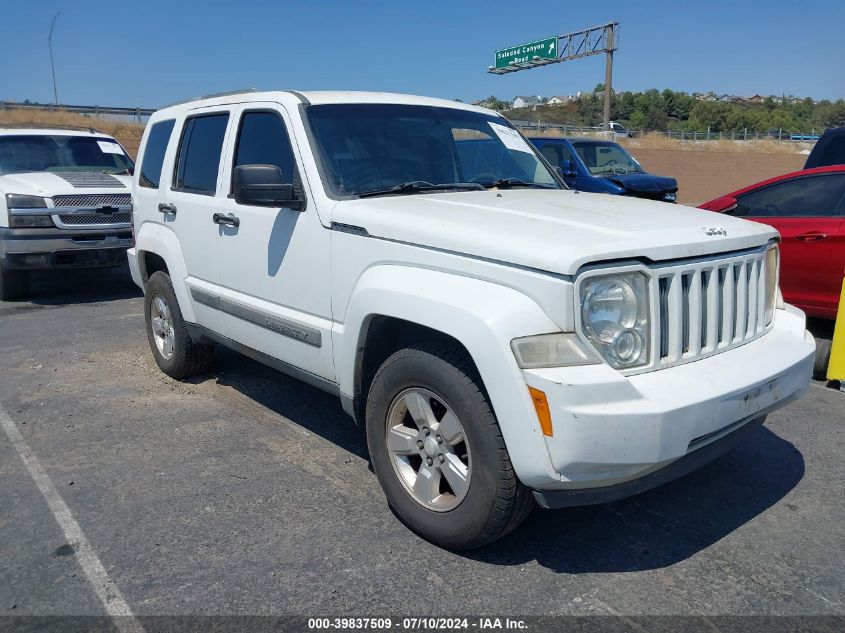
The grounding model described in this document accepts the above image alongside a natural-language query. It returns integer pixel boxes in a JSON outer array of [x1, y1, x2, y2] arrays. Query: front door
[[213, 103, 335, 382]]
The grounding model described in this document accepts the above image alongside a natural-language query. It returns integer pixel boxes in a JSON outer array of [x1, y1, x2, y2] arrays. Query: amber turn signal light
[[528, 386, 553, 437]]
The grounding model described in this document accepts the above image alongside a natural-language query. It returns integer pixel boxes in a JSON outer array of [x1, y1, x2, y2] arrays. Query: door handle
[[158, 203, 177, 215], [796, 231, 828, 242], [213, 212, 240, 228]]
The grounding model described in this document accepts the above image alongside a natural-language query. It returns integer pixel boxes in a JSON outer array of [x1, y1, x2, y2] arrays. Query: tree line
[[486, 88, 845, 133]]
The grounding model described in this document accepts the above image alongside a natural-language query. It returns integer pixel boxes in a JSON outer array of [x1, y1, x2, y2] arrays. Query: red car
[[700, 165, 845, 320]]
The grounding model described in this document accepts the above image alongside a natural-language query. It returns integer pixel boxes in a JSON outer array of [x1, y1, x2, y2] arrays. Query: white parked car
[[128, 90, 814, 549], [0, 126, 135, 299]]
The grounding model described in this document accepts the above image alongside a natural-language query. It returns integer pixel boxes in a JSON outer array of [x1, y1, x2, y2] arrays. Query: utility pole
[[48, 12, 61, 105], [602, 24, 615, 129]]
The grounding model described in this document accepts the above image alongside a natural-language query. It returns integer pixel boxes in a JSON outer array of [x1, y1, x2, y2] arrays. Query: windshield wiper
[[482, 178, 553, 190], [355, 181, 484, 199]]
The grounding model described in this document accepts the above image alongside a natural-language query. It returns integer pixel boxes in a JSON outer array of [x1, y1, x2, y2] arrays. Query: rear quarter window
[[139, 120, 175, 189]]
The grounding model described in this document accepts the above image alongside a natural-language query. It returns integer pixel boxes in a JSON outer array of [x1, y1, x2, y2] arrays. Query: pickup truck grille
[[52, 194, 132, 208], [654, 248, 770, 368], [58, 212, 132, 225]]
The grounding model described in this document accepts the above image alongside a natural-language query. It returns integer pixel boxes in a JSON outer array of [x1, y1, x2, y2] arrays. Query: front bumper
[[0, 226, 133, 270], [126, 247, 143, 289], [522, 305, 814, 495]]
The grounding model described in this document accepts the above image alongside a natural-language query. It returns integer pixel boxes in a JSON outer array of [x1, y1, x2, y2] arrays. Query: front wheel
[[814, 338, 832, 380], [365, 342, 534, 550], [0, 261, 29, 301]]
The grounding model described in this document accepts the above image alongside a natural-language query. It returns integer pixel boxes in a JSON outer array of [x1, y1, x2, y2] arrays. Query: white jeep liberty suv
[[128, 90, 814, 549]]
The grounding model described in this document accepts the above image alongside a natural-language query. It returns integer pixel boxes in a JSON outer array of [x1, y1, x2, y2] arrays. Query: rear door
[[168, 108, 234, 332], [732, 172, 845, 316]]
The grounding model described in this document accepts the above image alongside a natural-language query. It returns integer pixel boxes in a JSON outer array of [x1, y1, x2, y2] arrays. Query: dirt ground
[[627, 149, 806, 206]]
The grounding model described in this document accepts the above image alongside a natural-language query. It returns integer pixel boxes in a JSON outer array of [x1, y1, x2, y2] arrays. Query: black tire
[[144, 271, 213, 379], [0, 262, 29, 301], [365, 341, 534, 550], [814, 338, 832, 380]]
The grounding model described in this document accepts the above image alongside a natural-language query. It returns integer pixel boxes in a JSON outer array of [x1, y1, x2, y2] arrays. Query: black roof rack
[[160, 88, 259, 109]]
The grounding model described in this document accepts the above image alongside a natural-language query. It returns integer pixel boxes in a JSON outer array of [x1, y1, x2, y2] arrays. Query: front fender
[[134, 221, 195, 323], [336, 265, 562, 487]]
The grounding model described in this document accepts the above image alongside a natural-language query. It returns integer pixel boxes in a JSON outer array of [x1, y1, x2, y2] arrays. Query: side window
[[173, 113, 229, 194], [233, 111, 298, 185], [733, 174, 845, 218], [540, 143, 575, 167], [540, 145, 561, 165], [139, 120, 175, 188]]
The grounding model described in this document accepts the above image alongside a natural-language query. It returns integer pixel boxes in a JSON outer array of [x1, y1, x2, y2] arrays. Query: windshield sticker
[[97, 140, 124, 155], [488, 122, 533, 154]]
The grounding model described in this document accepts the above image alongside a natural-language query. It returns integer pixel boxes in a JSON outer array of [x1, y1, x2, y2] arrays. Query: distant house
[[546, 95, 574, 106], [695, 92, 718, 102], [512, 95, 544, 109], [745, 94, 766, 103]]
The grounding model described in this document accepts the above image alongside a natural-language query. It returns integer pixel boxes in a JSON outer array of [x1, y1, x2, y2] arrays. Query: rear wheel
[[365, 341, 534, 550], [144, 271, 213, 379], [0, 262, 28, 301]]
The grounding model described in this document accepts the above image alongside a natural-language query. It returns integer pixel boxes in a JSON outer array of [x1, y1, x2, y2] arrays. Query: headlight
[[9, 214, 54, 228], [511, 333, 600, 369], [764, 243, 779, 325], [579, 272, 650, 369], [5, 193, 47, 208]]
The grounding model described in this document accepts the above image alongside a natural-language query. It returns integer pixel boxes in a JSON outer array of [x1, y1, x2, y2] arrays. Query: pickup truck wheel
[[0, 262, 29, 301], [366, 342, 534, 550], [144, 271, 213, 379]]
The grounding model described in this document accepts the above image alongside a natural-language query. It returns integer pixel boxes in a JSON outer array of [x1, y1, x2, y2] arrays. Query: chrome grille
[[58, 212, 132, 225], [52, 194, 131, 207], [654, 249, 769, 369]]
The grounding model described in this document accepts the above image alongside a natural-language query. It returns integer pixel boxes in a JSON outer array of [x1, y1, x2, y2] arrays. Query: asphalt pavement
[[0, 265, 842, 624]]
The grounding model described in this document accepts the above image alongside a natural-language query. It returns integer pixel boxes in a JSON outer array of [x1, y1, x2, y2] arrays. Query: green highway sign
[[495, 37, 558, 69]]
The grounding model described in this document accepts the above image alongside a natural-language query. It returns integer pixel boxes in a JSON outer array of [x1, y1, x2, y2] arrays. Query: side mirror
[[701, 196, 738, 214], [559, 160, 577, 177], [233, 164, 302, 210], [721, 196, 739, 214]]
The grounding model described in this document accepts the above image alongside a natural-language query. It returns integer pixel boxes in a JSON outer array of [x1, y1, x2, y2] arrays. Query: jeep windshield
[[306, 104, 561, 198], [571, 140, 643, 176], [0, 135, 135, 176]]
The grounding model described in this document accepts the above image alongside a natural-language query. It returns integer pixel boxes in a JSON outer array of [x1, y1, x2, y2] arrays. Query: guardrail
[[0, 101, 155, 123], [508, 119, 821, 142]]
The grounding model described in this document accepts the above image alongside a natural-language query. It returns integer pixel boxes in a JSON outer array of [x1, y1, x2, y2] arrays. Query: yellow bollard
[[827, 276, 845, 387]]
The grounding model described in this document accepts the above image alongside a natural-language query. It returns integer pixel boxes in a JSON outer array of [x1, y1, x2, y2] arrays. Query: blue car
[[529, 137, 678, 202]]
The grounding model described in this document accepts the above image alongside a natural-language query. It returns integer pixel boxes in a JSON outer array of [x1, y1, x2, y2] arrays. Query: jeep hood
[[332, 189, 777, 276], [603, 172, 677, 193], [0, 171, 131, 197]]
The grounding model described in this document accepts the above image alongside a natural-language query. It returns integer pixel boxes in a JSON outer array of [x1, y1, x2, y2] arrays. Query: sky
[[2, 0, 844, 108]]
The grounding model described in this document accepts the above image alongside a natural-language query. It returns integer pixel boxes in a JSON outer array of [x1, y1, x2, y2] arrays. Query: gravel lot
[[1, 266, 843, 626]]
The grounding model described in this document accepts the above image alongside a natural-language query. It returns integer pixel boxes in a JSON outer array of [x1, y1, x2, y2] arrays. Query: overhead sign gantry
[[488, 22, 619, 128]]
